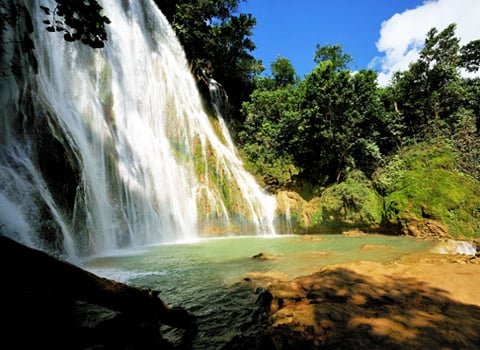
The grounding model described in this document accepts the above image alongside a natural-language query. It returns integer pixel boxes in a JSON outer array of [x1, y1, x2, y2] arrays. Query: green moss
[[98, 63, 115, 127], [208, 115, 228, 146], [192, 136, 255, 225], [276, 172, 383, 233], [312, 170, 383, 230], [376, 140, 480, 238]]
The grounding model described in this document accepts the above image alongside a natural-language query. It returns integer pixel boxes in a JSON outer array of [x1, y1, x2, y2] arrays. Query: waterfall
[[0, 0, 276, 258], [207, 79, 277, 235]]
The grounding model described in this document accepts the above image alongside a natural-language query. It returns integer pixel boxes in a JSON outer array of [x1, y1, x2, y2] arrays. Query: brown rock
[[342, 229, 367, 237], [401, 216, 450, 239]]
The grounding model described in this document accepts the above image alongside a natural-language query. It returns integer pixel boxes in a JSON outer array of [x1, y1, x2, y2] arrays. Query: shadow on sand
[[227, 267, 480, 349]]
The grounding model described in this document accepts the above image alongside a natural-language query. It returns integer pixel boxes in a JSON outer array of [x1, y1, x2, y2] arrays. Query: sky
[[239, 0, 480, 85]]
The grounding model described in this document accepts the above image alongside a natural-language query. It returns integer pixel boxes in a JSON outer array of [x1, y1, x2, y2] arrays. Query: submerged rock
[[342, 229, 367, 237], [360, 244, 392, 251], [244, 271, 289, 282], [252, 252, 278, 261], [295, 235, 325, 242]]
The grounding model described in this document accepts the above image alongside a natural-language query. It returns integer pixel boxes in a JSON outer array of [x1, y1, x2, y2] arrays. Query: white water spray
[[0, 0, 276, 257]]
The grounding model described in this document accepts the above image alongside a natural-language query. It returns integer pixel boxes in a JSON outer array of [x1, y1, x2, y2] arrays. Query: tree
[[389, 24, 480, 141], [271, 56, 297, 87], [314, 44, 352, 71], [240, 77, 302, 189], [297, 62, 385, 183], [452, 108, 480, 179], [155, 0, 261, 124], [460, 39, 480, 72]]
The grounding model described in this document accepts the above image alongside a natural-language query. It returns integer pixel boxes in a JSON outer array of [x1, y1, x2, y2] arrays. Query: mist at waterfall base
[[0, 0, 276, 259]]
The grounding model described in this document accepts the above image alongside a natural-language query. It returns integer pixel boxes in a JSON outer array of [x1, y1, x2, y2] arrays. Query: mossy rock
[[375, 140, 480, 239], [275, 191, 310, 231], [276, 171, 383, 232], [311, 171, 383, 230]]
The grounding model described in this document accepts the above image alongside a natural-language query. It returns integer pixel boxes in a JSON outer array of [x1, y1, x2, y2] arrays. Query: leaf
[[46, 26, 55, 32], [43, 20, 50, 25], [90, 41, 105, 49], [64, 33, 75, 42], [39, 5, 50, 15]]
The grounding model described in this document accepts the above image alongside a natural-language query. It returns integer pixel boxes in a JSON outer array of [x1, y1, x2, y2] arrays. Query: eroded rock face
[[275, 171, 384, 234], [400, 216, 450, 239]]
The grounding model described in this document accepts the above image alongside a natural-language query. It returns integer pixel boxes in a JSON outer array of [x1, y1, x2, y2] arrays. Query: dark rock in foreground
[[0, 236, 196, 349]]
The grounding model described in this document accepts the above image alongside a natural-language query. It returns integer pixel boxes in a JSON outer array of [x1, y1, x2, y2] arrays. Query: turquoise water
[[85, 234, 432, 348]]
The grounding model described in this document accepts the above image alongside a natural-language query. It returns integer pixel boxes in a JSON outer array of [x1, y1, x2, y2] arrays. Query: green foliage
[[296, 65, 386, 182], [40, 0, 110, 48], [270, 56, 297, 87], [388, 24, 479, 140], [375, 141, 480, 238], [155, 0, 261, 123], [313, 44, 352, 71], [240, 46, 389, 187], [460, 39, 480, 72], [240, 83, 302, 189], [452, 108, 480, 179], [312, 170, 383, 229], [242, 143, 299, 190]]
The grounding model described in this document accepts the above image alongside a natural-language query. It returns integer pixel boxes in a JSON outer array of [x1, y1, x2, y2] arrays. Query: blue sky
[[238, 0, 480, 85]]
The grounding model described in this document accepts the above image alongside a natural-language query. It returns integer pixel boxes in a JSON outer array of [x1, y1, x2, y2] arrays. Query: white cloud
[[370, 0, 480, 86]]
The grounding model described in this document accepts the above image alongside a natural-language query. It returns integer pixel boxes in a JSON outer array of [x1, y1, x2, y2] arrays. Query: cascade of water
[[0, 0, 276, 257], [207, 79, 277, 235]]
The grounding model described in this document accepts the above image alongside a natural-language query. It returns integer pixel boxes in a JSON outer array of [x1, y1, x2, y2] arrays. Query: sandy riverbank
[[229, 250, 480, 349]]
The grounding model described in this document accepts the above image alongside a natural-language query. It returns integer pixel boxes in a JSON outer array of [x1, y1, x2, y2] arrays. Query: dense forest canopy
[[240, 25, 480, 189]]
